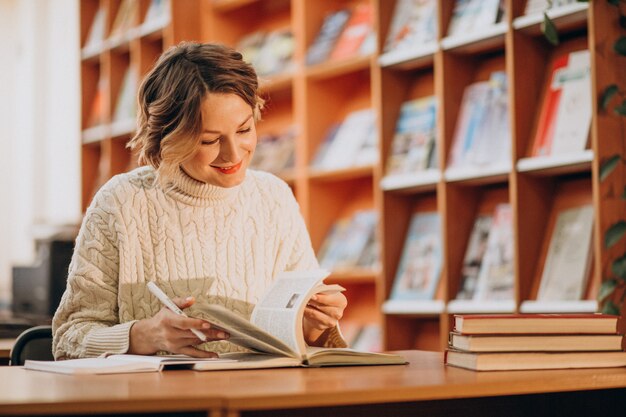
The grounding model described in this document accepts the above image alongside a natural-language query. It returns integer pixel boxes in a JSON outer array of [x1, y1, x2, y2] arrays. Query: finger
[[171, 296, 195, 309], [177, 346, 219, 359], [310, 293, 347, 308], [304, 306, 337, 329], [305, 302, 343, 320]]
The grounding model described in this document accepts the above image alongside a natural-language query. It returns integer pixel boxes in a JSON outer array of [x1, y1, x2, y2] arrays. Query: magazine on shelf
[[472, 204, 514, 301], [447, 71, 510, 171], [383, 0, 437, 54], [531, 50, 591, 157], [113, 67, 138, 122], [446, 0, 502, 38], [385, 96, 437, 178], [329, 3, 375, 61], [109, 0, 137, 40], [83, 7, 106, 53], [525, 0, 579, 16], [306, 8, 352, 65], [536, 204, 594, 301], [387, 212, 442, 302], [454, 214, 493, 301]]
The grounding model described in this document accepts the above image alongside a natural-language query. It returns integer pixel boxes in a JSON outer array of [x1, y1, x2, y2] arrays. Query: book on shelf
[[143, 0, 170, 27], [454, 214, 493, 301], [446, 0, 504, 38], [387, 212, 442, 302], [250, 126, 296, 175], [244, 28, 295, 77], [445, 349, 626, 371], [351, 324, 383, 353], [109, 0, 137, 40], [531, 50, 591, 157], [87, 78, 106, 128], [311, 108, 377, 171], [306, 8, 352, 66], [536, 204, 594, 302], [83, 7, 106, 53], [317, 210, 378, 272], [25, 355, 231, 375], [453, 313, 620, 335], [447, 71, 510, 171], [472, 204, 514, 302], [195, 269, 405, 369], [449, 332, 624, 353], [383, 0, 437, 54], [113, 67, 138, 123], [328, 3, 374, 61], [384, 96, 437, 179]]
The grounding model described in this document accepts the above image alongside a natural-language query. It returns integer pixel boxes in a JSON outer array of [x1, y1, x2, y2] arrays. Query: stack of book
[[445, 314, 626, 371]]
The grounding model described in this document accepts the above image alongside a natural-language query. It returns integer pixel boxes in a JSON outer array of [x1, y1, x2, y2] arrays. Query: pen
[[147, 281, 207, 342]]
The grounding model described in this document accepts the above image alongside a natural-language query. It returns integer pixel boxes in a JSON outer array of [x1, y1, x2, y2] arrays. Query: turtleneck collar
[[164, 167, 241, 206]]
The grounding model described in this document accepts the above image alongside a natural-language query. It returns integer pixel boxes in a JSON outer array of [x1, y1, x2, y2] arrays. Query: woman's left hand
[[302, 291, 347, 346]]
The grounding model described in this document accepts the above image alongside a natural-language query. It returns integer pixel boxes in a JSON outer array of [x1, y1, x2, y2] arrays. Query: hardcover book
[[536, 204, 594, 301], [531, 50, 591, 157], [453, 313, 620, 335], [449, 332, 623, 353], [388, 212, 442, 301], [445, 349, 626, 371]]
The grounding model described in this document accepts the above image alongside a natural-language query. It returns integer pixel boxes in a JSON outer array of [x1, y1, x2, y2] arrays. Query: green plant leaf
[[607, 0, 619, 5], [598, 279, 618, 301], [614, 36, 626, 55], [615, 99, 626, 116], [622, 186, 626, 200], [541, 13, 559, 46], [620, 15, 626, 30], [605, 221, 626, 249], [601, 300, 620, 315], [613, 254, 626, 280], [600, 154, 621, 181], [600, 84, 619, 110]]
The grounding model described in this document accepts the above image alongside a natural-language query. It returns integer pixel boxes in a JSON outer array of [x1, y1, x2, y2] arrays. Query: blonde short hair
[[128, 42, 264, 183]]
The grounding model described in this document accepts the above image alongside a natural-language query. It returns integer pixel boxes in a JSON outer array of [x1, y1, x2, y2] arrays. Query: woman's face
[[181, 93, 257, 188]]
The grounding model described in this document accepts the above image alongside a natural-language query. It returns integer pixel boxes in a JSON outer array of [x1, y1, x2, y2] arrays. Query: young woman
[[52, 42, 347, 359]]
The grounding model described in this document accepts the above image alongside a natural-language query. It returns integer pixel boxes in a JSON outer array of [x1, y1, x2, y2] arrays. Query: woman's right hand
[[128, 296, 229, 357]]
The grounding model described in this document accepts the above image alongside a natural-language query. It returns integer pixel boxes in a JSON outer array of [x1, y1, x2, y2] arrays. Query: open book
[[24, 355, 233, 375], [194, 269, 406, 370]]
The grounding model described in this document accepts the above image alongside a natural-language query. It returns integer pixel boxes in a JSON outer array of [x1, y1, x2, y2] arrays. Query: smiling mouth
[[210, 160, 243, 174]]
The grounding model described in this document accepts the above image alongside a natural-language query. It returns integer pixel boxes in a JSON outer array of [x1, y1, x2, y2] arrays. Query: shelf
[[516, 150, 593, 176], [444, 163, 511, 185], [138, 17, 170, 38], [81, 43, 106, 61], [305, 54, 373, 81], [82, 125, 109, 144], [446, 299, 516, 314], [259, 72, 293, 94], [110, 119, 136, 139], [519, 299, 598, 313], [308, 165, 374, 182], [378, 43, 437, 71], [380, 170, 440, 194], [441, 22, 508, 54], [513, 3, 588, 36], [211, 0, 259, 13], [381, 300, 444, 317], [328, 268, 379, 284]]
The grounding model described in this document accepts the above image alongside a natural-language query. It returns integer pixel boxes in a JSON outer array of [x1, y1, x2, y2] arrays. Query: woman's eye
[[201, 138, 220, 145], [238, 127, 251, 134]]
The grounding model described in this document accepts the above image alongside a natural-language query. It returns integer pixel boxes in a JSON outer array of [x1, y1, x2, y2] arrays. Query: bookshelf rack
[[79, 0, 625, 351]]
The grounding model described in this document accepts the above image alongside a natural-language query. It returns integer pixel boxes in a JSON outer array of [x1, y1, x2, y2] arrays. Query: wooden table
[[0, 340, 13, 365], [1, 350, 626, 416]]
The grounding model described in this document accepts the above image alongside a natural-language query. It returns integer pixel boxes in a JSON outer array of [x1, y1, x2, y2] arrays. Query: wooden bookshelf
[[80, 0, 625, 351]]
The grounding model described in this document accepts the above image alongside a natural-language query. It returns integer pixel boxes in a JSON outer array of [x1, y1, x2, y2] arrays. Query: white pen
[[147, 281, 207, 342]]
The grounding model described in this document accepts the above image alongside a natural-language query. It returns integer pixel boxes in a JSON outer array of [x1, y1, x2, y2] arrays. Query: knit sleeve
[[52, 193, 134, 359]]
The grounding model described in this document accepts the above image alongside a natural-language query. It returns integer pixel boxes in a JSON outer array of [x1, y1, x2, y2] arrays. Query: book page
[[251, 270, 330, 359]]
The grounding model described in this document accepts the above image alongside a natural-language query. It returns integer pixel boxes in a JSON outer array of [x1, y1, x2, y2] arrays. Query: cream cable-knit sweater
[[52, 166, 346, 359]]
